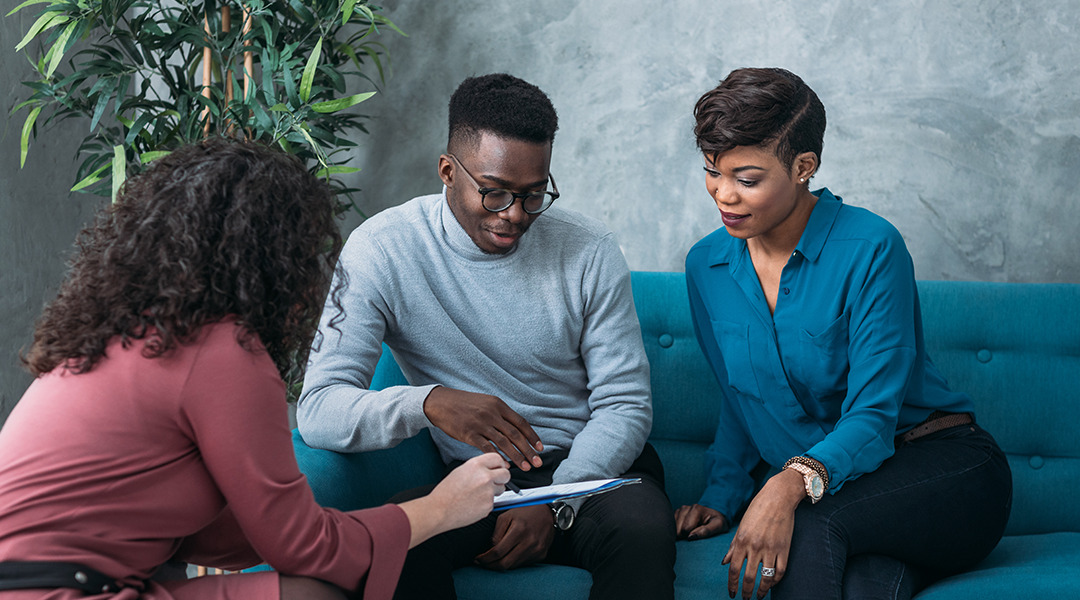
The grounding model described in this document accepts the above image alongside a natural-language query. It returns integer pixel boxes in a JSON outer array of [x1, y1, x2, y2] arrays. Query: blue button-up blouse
[[685, 188, 972, 521]]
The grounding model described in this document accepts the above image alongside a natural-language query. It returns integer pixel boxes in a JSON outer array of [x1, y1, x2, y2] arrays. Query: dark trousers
[[390, 443, 677, 600], [773, 423, 1012, 600]]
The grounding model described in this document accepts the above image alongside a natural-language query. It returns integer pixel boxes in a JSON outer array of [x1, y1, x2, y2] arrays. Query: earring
[[800, 178, 805, 183]]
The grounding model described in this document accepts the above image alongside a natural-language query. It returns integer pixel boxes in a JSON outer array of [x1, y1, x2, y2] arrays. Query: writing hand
[[675, 503, 727, 540], [473, 504, 555, 570], [424, 386, 543, 471], [398, 453, 510, 548]]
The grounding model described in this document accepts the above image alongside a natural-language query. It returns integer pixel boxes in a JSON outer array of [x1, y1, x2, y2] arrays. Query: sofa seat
[[914, 532, 1080, 599]]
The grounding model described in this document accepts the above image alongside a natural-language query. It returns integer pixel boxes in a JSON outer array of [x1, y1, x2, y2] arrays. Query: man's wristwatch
[[784, 459, 825, 504], [551, 502, 575, 531]]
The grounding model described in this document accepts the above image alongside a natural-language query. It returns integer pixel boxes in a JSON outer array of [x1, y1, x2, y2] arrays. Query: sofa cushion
[[911, 532, 1080, 598]]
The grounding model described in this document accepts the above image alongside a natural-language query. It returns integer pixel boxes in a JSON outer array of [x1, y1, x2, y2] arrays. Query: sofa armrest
[[293, 429, 445, 511]]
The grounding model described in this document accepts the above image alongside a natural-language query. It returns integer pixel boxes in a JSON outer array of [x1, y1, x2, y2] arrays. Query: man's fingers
[[478, 429, 533, 471], [499, 406, 544, 455], [492, 422, 543, 470]]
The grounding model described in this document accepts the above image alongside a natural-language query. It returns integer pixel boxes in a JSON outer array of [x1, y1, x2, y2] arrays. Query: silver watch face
[[809, 476, 824, 499], [553, 503, 574, 530]]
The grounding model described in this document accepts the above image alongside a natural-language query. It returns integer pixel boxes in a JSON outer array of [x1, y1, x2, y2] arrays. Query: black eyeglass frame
[[447, 153, 560, 215]]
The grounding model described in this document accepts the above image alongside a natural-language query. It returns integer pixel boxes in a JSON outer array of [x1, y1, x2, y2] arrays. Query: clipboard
[[493, 477, 641, 510]]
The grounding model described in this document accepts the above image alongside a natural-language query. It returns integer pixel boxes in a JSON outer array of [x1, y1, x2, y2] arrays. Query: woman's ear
[[438, 154, 454, 188], [793, 152, 819, 183]]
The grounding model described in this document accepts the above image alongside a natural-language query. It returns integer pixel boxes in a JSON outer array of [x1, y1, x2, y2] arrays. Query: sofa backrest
[[632, 272, 1080, 536], [358, 272, 1080, 536], [914, 280, 1080, 536]]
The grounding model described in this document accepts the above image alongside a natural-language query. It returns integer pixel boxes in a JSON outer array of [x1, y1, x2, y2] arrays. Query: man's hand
[[675, 504, 727, 540], [473, 504, 555, 570], [424, 387, 543, 471]]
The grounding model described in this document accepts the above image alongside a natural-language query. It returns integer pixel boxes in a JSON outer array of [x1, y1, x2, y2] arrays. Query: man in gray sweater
[[297, 74, 676, 599]]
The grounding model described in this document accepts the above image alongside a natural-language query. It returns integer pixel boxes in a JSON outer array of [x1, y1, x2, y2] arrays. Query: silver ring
[[761, 566, 776, 578]]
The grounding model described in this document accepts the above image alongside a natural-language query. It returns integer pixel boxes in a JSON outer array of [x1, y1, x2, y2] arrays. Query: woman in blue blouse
[[675, 67, 1012, 600]]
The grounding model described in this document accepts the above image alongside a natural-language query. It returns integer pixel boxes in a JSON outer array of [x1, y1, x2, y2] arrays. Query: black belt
[[897, 410, 974, 445], [0, 561, 125, 594]]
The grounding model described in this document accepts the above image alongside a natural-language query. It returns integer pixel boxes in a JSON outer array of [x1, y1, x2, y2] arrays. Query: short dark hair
[[693, 67, 826, 169], [24, 137, 345, 380], [448, 73, 558, 152]]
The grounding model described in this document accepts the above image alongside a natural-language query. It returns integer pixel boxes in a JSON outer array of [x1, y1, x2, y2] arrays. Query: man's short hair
[[448, 73, 559, 152]]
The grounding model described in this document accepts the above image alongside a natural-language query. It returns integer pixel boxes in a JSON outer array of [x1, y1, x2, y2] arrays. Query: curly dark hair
[[447, 73, 559, 152], [23, 137, 345, 380], [694, 67, 826, 169]]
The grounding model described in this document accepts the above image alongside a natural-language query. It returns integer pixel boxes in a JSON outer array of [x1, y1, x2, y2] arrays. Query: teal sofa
[[293, 271, 1080, 599]]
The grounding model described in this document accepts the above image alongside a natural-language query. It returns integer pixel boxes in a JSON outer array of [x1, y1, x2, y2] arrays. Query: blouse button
[[783, 288, 791, 295], [658, 334, 674, 348], [976, 349, 992, 363], [1029, 455, 1044, 470]]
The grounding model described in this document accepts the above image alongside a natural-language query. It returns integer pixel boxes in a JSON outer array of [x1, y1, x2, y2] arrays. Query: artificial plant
[[9, 0, 402, 210]]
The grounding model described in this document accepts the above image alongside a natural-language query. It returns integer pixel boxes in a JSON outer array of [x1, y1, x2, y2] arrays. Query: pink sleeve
[[178, 325, 410, 598]]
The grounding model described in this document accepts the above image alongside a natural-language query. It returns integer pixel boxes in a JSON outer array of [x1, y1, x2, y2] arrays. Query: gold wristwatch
[[784, 461, 825, 503]]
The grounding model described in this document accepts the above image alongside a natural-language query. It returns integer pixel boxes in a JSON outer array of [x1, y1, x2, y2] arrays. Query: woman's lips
[[720, 210, 749, 228]]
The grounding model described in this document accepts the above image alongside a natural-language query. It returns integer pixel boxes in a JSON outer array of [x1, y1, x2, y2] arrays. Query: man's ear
[[438, 154, 454, 188], [793, 152, 819, 183]]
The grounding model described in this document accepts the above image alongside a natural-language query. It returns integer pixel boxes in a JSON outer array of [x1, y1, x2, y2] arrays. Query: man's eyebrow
[[480, 174, 550, 189]]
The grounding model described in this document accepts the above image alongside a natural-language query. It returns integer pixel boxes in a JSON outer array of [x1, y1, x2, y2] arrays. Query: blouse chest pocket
[[711, 319, 764, 404], [795, 312, 850, 399]]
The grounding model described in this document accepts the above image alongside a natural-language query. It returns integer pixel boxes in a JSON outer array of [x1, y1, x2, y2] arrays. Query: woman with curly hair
[[0, 138, 510, 600]]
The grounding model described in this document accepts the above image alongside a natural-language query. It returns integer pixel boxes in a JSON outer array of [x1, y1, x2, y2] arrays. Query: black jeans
[[773, 423, 1012, 600], [390, 443, 677, 600]]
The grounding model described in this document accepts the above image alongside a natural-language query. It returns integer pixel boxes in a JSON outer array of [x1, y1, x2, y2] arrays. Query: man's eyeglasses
[[447, 153, 559, 215]]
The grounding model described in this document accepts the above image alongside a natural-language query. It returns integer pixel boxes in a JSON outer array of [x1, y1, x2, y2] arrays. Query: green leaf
[[89, 77, 117, 131], [70, 161, 110, 192], [374, 14, 407, 38], [315, 165, 359, 177], [10, 98, 39, 114], [299, 37, 322, 103], [310, 91, 375, 113], [45, 20, 78, 78], [139, 150, 170, 163], [124, 112, 155, 145], [342, 0, 358, 25], [6, 0, 53, 17], [15, 11, 69, 52], [111, 145, 125, 203], [19, 106, 42, 167], [282, 62, 298, 107]]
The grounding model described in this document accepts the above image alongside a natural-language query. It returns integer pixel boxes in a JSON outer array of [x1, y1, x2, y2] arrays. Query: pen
[[505, 481, 522, 494]]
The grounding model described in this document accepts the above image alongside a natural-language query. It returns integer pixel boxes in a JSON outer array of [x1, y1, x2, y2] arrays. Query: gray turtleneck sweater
[[296, 192, 652, 485]]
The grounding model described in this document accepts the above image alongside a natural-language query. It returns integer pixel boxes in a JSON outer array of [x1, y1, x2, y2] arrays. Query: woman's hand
[[398, 453, 511, 548], [723, 468, 806, 600], [675, 504, 727, 540]]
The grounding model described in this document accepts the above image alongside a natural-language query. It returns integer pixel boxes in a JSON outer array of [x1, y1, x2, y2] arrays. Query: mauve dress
[[0, 320, 410, 599]]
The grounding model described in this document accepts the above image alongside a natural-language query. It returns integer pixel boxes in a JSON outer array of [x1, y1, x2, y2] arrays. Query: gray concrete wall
[[2, 0, 1078, 424], [1, 11, 99, 424], [344, 0, 1080, 282]]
